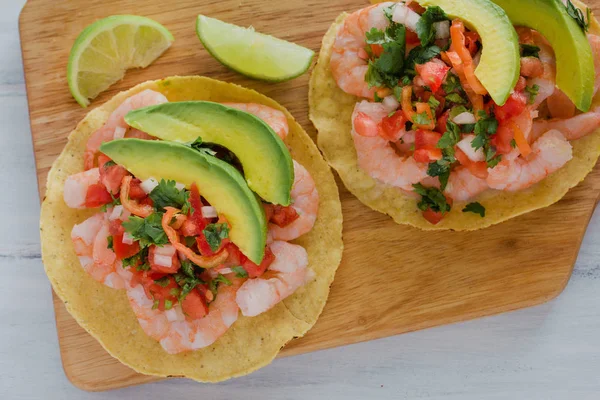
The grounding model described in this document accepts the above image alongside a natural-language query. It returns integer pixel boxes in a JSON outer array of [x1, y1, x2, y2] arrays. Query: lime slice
[[68, 15, 174, 107], [196, 15, 314, 82]]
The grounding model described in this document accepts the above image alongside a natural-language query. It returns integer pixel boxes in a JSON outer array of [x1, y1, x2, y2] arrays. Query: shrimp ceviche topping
[[64, 89, 319, 354], [330, 0, 600, 225]]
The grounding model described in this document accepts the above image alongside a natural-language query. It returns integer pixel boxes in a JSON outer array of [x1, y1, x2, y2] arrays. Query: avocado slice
[[491, 0, 594, 111], [417, 0, 520, 105], [100, 139, 267, 264], [124, 101, 294, 206]]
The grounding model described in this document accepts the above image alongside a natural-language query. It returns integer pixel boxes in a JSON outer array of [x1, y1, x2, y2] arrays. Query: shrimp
[[546, 89, 576, 119], [63, 168, 100, 209], [222, 103, 289, 140], [527, 32, 556, 108], [486, 130, 572, 191], [444, 166, 489, 202], [351, 101, 428, 190], [71, 213, 125, 289], [84, 89, 168, 170], [236, 241, 309, 317], [330, 2, 394, 99], [269, 161, 319, 241], [532, 110, 600, 142], [587, 34, 600, 96], [126, 275, 241, 354]]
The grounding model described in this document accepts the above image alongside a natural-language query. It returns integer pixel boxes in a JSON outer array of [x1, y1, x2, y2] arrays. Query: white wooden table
[[2, 1, 600, 398]]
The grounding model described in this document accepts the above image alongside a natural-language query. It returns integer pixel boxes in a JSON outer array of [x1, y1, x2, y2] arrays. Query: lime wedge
[[196, 15, 314, 82], [68, 15, 174, 107]]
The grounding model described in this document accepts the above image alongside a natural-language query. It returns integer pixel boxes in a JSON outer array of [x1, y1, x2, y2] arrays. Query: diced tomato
[[128, 178, 147, 200], [148, 245, 181, 274], [195, 233, 229, 256], [415, 60, 451, 93], [490, 124, 514, 155], [436, 110, 450, 134], [264, 204, 300, 228], [378, 110, 407, 142], [133, 273, 179, 311], [406, 29, 420, 45], [99, 157, 128, 195], [107, 219, 140, 260], [422, 208, 444, 225], [370, 44, 384, 57], [407, 1, 426, 14], [84, 183, 113, 208], [181, 289, 209, 320], [414, 130, 443, 163], [139, 197, 154, 207], [181, 183, 209, 236], [225, 243, 274, 278], [494, 92, 527, 123], [464, 31, 480, 55]]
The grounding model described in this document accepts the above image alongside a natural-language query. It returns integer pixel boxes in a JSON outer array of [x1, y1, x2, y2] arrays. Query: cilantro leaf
[[413, 183, 452, 213], [437, 120, 461, 149], [416, 6, 448, 46], [122, 247, 150, 270], [462, 202, 486, 217], [427, 162, 451, 190], [202, 223, 230, 252], [486, 147, 502, 168], [232, 266, 249, 278], [173, 260, 205, 301], [405, 45, 441, 74], [525, 84, 540, 105], [101, 192, 121, 213], [365, 27, 386, 44], [149, 180, 191, 213], [154, 276, 171, 287], [442, 73, 463, 94], [472, 111, 498, 151], [449, 105, 469, 120], [566, 0, 590, 32], [428, 95, 441, 110], [209, 274, 232, 299], [520, 44, 540, 58], [122, 213, 169, 248], [445, 93, 467, 104], [107, 236, 114, 250], [412, 112, 432, 125]]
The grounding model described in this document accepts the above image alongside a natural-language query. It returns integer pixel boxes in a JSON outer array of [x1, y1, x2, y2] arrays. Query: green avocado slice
[[417, 0, 520, 105], [100, 139, 267, 264], [491, 0, 594, 111], [124, 101, 294, 206]]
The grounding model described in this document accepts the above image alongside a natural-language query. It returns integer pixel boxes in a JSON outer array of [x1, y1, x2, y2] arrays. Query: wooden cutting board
[[20, 0, 600, 392]]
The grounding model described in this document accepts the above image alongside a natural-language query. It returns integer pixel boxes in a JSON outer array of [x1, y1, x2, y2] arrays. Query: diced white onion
[[434, 21, 450, 39], [457, 134, 486, 162], [383, 95, 400, 112], [140, 177, 159, 194], [165, 308, 179, 322], [122, 232, 135, 245], [109, 205, 124, 220], [219, 268, 233, 274], [452, 112, 477, 125], [392, 4, 421, 32], [201, 206, 218, 219], [154, 254, 173, 268], [155, 244, 176, 257], [113, 126, 126, 139], [175, 182, 186, 190], [403, 130, 416, 144]]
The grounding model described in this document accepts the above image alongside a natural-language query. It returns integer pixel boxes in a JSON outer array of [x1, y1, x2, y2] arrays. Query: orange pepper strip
[[162, 207, 229, 268], [120, 176, 153, 218], [445, 51, 484, 114], [510, 121, 532, 158], [402, 86, 416, 121], [449, 20, 487, 96], [415, 102, 436, 130]]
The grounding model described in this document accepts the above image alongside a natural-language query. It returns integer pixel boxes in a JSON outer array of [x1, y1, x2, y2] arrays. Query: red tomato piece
[[415, 129, 442, 148], [184, 183, 209, 236], [422, 208, 444, 225], [99, 157, 128, 195], [113, 234, 140, 260], [265, 204, 300, 228], [415, 61, 451, 93], [514, 76, 527, 92], [436, 110, 450, 134], [148, 245, 181, 274], [181, 290, 209, 320], [84, 183, 113, 208], [491, 124, 514, 155], [464, 31, 480, 55], [454, 149, 489, 179], [128, 178, 147, 200], [494, 92, 527, 123], [370, 44, 384, 57], [133, 274, 179, 311], [242, 247, 275, 278], [378, 110, 407, 142], [406, 30, 420, 45]]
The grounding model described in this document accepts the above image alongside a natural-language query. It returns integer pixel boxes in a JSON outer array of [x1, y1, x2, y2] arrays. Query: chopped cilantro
[[401, 76, 412, 86], [152, 299, 159, 310], [191, 136, 218, 156], [103, 160, 116, 168], [525, 84, 540, 105], [169, 288, 181, 297], [472, 111, 498, 151], [413, 183, 452, 213], [122, 213, 169, 248], [412, 112, 432, 125], [461, 123, 475, 133], [365, 21, 407, 88], [373, 92, 384, 102], [174, 260, 205, 301], [520, 44, 540, 58], [209, 274, 232, 298], [428, 96, 441, 110], [122, 247, 149, 270], [184, 236, 197, 247], [405, 45, 442, 74], [566, 0, 590, 32], [510, 138, 517, 148], [485, 146, 502, 168], [101, 192, 121, 212], [149, 179, 191, 213], [442, 73, 463, 94], [445, 93, 466, 104], [107, 236, 114, 250], [449, 105, 469, 119], [393, 86, 403, 101], [154, 276, 171, 287], [202, 223, 230, 252], [232, 266, 249, 278], [437, 120, 461, 149], [428, 121, 460, 190], [416, 6, 449, 46], [164, 299, 173, 310], [427, 162, 451, 190], [462, 202, 486, 217]]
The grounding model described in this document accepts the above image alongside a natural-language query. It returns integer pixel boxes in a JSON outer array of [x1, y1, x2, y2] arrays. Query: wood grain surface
[[19, 0, 600, 392]]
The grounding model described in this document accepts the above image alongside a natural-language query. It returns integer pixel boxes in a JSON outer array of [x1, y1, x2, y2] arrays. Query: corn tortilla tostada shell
[[309, 2, 600, 230], [40, 76, 343, 382]]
